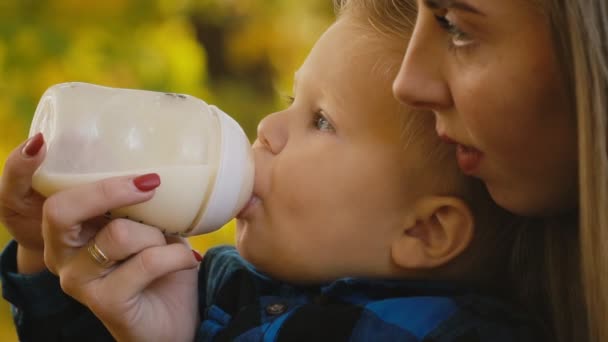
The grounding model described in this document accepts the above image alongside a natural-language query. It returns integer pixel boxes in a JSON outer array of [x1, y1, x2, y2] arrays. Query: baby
[[0, 0, 545, 340], [196, 0, 543, 340]]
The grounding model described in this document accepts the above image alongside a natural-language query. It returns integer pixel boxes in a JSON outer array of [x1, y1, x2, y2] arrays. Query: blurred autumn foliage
[[0, 0, 333, 339]]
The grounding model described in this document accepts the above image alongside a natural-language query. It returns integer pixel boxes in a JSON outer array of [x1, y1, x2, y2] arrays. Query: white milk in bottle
[[30, 82, 254, 236]]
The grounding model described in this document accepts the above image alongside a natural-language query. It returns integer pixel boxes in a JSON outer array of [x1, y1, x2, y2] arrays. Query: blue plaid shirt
[[1, 242, 543, 341]]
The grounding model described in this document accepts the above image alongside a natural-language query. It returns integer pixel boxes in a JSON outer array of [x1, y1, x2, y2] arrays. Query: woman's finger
[[101, 243, 198, 303], [54, 220, 170, 297], [0, 133, 46, 204], [89, 219, 167, 269], [42, 174, 159, 246], [165, 234, 192, 248]]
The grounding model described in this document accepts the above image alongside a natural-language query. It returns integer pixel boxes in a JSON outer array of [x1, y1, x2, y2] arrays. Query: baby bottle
[[29, 82, 254, 236]]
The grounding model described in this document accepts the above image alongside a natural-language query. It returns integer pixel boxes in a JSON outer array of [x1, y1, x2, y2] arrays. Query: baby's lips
[[236, 194, 259, 219]]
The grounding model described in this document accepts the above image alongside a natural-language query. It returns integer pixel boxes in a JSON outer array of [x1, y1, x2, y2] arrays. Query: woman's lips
[[456, 144, 483, 175], [439, 134, 483, 175]]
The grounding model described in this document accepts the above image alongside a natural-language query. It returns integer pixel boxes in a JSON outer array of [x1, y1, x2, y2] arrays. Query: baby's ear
[[391, 196, 474, 270]]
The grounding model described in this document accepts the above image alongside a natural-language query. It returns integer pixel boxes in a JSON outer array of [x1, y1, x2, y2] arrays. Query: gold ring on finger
[[87, 240, 115, 268]]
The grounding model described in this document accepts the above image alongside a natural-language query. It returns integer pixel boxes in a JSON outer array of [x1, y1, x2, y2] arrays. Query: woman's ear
[[391, 196, 474, 271]]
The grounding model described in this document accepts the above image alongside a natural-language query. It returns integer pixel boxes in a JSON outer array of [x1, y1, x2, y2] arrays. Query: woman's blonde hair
[[546, 0, 608, 341]]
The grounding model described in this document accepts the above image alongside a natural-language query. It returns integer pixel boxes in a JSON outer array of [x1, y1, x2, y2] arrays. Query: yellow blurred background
[[0, 0, 333, 339]]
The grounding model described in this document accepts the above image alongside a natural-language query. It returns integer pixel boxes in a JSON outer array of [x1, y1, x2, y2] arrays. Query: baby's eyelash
[[281, 94, 334, 132]]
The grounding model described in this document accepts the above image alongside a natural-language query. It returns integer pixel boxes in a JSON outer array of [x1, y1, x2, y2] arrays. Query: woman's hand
[[0, 133, 47, 273], [42, 174, 200, 342]]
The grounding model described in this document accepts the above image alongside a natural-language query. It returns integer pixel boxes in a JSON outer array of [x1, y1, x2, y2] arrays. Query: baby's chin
[[235, 245, 343, 285]]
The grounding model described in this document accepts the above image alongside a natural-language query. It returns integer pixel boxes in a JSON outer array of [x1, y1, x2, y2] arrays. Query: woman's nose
[[392, 18, 453, 111], [255, 111, 288, 154]]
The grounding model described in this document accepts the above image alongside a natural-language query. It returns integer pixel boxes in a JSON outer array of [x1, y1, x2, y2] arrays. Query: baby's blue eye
[[314, 112, 334, 132]]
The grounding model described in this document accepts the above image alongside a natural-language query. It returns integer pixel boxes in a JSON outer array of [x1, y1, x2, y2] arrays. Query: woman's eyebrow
[[424, 0, 484, 15]]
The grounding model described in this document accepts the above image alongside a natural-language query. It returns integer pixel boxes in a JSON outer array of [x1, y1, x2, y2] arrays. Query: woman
[[1, 0, 605, 341], [392, 1, 607, 341]]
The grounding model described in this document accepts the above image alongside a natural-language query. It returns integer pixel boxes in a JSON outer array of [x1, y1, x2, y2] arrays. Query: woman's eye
[[313, 112, 334, 132], [434, 14, 474, 48]]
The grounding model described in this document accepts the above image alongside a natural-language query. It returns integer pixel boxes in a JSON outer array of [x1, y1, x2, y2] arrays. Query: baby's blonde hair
[[334, 0, 416, 37]]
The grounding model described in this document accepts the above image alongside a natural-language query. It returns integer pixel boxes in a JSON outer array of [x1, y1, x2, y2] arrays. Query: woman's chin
[[488, 183, 568, 217]]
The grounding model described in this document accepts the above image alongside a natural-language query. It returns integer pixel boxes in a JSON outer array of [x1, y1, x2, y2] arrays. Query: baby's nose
[[256, 111, 288, 154]]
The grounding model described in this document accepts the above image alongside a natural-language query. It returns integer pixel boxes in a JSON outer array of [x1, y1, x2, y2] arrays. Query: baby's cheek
[[272, 159, 316, 202]]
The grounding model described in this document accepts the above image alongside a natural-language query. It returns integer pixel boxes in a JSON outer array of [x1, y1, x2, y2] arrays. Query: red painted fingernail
[[22, 133, 44, 157], [133, 173, 161, 192], [192, 250, 203, 262]]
